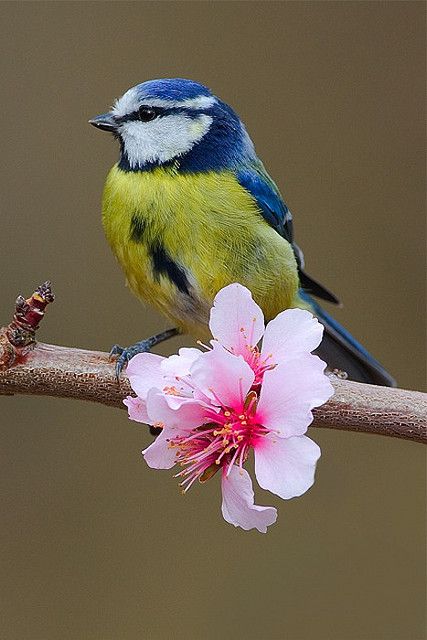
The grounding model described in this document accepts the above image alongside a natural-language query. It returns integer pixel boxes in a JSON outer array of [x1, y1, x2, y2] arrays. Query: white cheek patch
[[119, 113, 213, 167]]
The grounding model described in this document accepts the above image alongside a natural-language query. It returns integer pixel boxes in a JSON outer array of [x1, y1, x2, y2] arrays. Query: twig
[[0, 283, 426, 444]]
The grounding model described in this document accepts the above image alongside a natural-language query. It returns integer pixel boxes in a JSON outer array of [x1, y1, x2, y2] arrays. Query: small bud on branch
[[0, 281, 54, 370]]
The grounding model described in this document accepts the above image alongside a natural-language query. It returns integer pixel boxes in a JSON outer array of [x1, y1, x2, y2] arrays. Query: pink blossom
[[123, 347, 203, 423], [209, 283, 324, 384], [139, 346, 333, 533], [125, 283, 333, 532]]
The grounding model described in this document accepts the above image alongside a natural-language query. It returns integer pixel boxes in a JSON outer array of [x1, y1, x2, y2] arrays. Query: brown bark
[[0, 341, 425, 444], [1, 282, 425, 444]]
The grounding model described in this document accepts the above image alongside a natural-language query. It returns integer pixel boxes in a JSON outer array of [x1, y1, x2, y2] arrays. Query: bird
[[89, 77, 395, 386]]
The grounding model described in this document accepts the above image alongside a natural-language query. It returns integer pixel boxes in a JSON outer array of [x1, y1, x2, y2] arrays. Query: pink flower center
[[168, 391, 270, 493], [245, 345, 276, 385]]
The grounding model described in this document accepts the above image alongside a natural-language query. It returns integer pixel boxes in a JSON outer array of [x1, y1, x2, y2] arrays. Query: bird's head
[[89, 78, 255, 172]]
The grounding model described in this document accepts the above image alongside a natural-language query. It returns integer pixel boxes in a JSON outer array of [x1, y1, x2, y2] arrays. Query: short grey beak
[[88, 112, 117, 132]]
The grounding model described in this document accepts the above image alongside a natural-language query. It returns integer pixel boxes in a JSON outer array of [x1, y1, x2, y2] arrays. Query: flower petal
[[221, 466, 277, 533], [257, 354, 334, 437], [209, 283, 265, 356], [190, 346, 255, 410], [126, 352, 166, 399], [261, 308, 323, 365], [254, 435, 321, 499], [123, 395, 149, 423], [146, 389, 212, 431], [160, 347, 203, 378], [142, 428, 178, 469]]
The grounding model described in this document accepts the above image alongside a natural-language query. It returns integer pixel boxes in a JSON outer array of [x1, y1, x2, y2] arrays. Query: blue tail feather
[[299, 290, 396, 386]]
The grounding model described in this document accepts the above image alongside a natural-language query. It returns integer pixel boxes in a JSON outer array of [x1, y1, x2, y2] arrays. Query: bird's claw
[[109, 344, 125, 358], [109, 340, 153, 380]]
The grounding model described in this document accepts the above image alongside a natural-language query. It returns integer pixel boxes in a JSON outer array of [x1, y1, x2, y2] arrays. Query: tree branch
[[0, 284, 426, 444]]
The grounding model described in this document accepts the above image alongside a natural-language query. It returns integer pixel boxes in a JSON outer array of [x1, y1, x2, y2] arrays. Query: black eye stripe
[[114, 103, 212, 125], [115, 105, 163, 124]]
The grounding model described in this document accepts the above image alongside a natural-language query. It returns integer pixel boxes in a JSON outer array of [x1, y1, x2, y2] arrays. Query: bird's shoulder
[[235, 160, 295, 244]]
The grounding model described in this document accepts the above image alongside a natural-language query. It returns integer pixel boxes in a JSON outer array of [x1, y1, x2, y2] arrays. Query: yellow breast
[[102, 165, 299, 336]]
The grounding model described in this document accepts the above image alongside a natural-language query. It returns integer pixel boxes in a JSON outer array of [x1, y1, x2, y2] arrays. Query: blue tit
[[89, 78, 394, 386]]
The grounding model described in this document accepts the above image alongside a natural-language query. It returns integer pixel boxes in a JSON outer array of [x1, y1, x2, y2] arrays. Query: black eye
[[138, 106, 157, 122]]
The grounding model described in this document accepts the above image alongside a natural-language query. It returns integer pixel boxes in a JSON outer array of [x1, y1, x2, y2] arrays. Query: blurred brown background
[[0, 2, 425, 639]]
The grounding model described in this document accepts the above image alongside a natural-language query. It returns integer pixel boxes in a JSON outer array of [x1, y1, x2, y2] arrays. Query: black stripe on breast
[[150, 243, 191, 295], [129, 214, 146, 242]]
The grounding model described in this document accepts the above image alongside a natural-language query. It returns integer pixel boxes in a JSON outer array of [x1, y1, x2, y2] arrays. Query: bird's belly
[[111, 239, 211, 334], [102, 166, 300, 336]]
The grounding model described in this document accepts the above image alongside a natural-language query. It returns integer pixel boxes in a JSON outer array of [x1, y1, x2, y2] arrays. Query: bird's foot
[[110, 340, 153, 380], [110, 328, 180, 380]]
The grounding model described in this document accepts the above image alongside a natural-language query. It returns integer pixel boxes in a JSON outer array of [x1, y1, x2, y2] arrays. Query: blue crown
[[135, 78, 212, 102]]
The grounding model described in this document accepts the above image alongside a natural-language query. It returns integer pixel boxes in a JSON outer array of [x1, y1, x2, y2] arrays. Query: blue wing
[[236, 162, 295, 244], [236, 162, 339, 304]]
